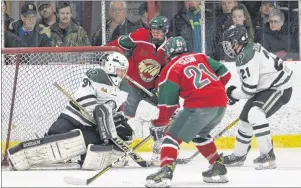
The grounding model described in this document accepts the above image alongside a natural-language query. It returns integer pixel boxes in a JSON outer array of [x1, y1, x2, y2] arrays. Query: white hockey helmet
[[103, 52, 129, 86]]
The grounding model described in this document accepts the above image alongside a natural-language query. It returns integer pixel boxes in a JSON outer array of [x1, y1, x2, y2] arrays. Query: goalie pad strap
[[8, 129, 86, 171]]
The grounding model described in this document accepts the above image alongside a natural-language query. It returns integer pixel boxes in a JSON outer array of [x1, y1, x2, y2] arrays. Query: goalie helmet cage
[[1, 46, 122, 165]]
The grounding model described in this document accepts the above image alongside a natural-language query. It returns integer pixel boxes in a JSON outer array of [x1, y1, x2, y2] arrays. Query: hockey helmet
[[149, 15, 169, 45], [165, 36, 188, 59], [222, 24, 249, 58]]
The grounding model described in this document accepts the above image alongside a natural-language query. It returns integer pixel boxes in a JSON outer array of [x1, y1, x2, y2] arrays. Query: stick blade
[[64, 176, 88, 185]]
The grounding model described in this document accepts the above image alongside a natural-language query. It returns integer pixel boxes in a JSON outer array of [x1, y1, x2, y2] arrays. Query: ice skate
[[145, 162, 176, 188], [224, 153, 247, 166], [253, 148, 276, 170], [202, 153, 229, 183]]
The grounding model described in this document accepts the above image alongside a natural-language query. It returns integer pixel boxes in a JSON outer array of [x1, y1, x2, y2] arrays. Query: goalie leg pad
[[7, 129, 86, 171], [82, 144, 113, 170], [93, 104, 117, 141], [110, 146, 129, 168]]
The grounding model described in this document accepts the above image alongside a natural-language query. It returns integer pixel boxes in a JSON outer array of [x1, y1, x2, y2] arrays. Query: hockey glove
[[227, 85, 239, 105], [149, 120, 168, 141]]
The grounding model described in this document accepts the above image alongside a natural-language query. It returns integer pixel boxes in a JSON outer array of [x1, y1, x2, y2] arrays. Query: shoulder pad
[[236, 43, 255, 66], [86, 68, 113, 86]]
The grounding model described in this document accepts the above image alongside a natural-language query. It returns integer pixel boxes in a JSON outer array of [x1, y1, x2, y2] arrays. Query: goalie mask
[[222, 24, 249, 58], [103, 52, 129, 86]]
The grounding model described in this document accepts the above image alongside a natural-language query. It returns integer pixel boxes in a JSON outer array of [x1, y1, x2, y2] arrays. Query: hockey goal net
[[1, 46, 122, 162]]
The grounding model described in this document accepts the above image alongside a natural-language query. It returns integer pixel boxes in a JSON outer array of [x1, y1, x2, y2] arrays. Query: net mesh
[[1, 47, 121, 156]]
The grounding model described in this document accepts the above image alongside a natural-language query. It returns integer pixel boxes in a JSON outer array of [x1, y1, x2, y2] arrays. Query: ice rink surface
[[2, 148, 301, 187]]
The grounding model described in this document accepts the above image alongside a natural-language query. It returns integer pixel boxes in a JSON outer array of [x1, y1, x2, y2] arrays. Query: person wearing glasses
[[261, 8, 298, 60], [91, 1, 135, 46], [8, 2, 52, 47]]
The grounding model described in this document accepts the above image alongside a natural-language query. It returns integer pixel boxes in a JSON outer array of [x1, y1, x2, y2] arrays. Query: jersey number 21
[[184, 63, 218, 89]]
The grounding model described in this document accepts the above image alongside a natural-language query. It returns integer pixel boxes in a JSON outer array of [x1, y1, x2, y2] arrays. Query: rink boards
[[1, 61, 301, 153]]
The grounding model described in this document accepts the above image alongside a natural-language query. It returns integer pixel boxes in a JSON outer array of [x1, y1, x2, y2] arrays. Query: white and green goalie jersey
[[232, 42, 293, 99], [62, 68, 127, 127]]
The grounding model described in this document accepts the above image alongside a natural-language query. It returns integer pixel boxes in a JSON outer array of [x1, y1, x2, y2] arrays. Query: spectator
[[4, 31, 27, 48], [36, 1, 56, 37], [91, 1, 136, 46], [134, 2, 160, 30], [261, 8, 298, 60], [231, 4, 254, 41], [8, 2, 52, 47], [168, 1, 215, 56], [36, 1, 81, 37], [3, 1, 14, 31], [253, 1, 275, 42], [211, 0, 238, 60], [50, 1, 90, 46]]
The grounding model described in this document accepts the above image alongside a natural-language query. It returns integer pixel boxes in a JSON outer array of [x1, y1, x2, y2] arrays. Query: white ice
[[2, 148, 301, 187]]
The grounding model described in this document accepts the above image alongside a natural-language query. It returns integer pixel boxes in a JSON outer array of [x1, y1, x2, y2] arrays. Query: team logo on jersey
[[101, 87, 108, 93], [138, 59, 161, 82]]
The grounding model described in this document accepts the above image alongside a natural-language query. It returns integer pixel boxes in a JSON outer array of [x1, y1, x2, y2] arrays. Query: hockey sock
[[193, 138, 218, 164], [160, 134, 182, 167], [253, 123, 273, 154], [233, 128, 253, 156]]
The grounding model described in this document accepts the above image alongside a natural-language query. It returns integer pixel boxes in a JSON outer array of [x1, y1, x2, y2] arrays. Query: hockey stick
[[176, 118, 240, 164], [53, 82, 151, 168], [125, 75, 154, 97], [64, 134, 152, 185]]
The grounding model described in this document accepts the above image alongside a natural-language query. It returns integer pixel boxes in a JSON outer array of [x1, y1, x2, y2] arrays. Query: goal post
[[1, 46, 122, 164]]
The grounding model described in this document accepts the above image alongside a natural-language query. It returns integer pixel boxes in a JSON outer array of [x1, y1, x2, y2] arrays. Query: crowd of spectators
[[3, 0, 300, 61]]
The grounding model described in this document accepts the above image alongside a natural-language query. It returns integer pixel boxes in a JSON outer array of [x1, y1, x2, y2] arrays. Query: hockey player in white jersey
[[222, 24, 293, 170], [7, 52, 133, 171]]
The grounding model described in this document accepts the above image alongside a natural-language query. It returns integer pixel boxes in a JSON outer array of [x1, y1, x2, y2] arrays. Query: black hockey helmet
[[222, 24, 249, 58]]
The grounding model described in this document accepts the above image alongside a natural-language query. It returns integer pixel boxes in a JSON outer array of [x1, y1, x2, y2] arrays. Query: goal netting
[[1, 46, 124, 161]]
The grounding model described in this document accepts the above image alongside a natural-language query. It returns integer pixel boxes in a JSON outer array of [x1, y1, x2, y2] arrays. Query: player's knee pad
[[247, 106, 269, 126], [192, 135, 212, 146], [8, 129, 86, 171], [93, 104, 117, 141]]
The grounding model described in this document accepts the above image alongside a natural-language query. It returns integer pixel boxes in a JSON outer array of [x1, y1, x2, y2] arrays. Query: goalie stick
[[64, 134, 152, 185], [53, 82, 152, 168], [176, 118, 240, 164]]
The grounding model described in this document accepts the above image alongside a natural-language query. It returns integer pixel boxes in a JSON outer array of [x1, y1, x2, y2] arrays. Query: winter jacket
[[50, 22, 90, 46], [8, 20, 52, 47], [91, 18, 136, 46]]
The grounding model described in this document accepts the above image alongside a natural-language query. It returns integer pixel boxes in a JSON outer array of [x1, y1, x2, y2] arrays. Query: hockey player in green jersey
[[7, 52, 134, 171], [222, 24, 293, 170], [145, 36, 232, 188]]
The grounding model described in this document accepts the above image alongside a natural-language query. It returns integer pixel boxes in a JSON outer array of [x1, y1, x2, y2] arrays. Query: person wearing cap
[[50, 1, 90, 46], [134, 2, 160, 30], [8, 2, 52, 47]]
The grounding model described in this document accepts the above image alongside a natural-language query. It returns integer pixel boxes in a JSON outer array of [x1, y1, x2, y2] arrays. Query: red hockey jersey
[[153, 53, 231, 126], [107, 28, 167, 89]]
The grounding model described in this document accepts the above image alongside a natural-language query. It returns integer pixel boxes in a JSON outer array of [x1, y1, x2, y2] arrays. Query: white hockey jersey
[[232, 42, 293, 99], [62, 68, 128, 127]]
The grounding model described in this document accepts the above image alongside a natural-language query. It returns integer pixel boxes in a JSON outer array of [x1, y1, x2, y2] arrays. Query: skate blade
[[145, 179, 171, 188], [203, 175, 229, 183], [225, 161, 245, 167], [255, 161, 277, 170]]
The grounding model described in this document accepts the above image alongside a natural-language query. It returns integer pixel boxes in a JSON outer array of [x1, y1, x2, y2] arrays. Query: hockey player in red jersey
[[107, 15, 169, 166], [145, 36, 232, 188]]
